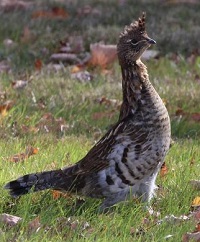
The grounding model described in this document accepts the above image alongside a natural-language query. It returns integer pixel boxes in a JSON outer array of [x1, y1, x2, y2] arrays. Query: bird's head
[[117, 13, 156, 67]]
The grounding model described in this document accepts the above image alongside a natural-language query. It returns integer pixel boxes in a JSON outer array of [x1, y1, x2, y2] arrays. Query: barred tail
[[4, 169, 68, 198]]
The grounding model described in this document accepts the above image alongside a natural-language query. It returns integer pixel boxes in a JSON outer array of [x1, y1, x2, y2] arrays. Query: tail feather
[[4, 169, 68, 197]]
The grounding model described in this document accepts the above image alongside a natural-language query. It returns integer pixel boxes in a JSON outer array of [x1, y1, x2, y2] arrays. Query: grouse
[[4, 13, 171, 212]]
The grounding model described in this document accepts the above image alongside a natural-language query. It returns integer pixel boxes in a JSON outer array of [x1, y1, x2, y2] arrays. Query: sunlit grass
[[0, 1, 200, 241], [0, 56, 200, 241]]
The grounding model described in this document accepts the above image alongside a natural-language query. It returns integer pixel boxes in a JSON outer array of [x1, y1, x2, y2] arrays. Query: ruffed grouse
[[4, 13, 171, 211]]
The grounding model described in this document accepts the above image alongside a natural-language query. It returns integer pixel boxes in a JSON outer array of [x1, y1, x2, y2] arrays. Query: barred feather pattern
[[4, 14, 171, 211]]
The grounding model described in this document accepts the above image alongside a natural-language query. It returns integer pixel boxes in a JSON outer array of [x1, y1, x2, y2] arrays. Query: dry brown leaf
[[51, 190, 72, 200], [34, 59, 42, 71], [175, 108, 200, 123], [32, 7, 69, 19], [71, 65, 84, 73], [160, 162, 168, 177], [182, 232, 200, 242], [175, 108, 186, 116], [0, 100, 15, 117], [9, 146, 39, 163], [97, 96, 121, 109], [89, 43, 117, 69], [21, 124, 39, 134], [21, 26, 33, 43], [193, 210, 200, 221], [28, 216, 41, 233], [195, 223, 200, 232], [0, 213, 22, 227]]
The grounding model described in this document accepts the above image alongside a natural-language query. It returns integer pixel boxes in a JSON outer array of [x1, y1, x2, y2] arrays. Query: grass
[[0, 0, 200, 241]]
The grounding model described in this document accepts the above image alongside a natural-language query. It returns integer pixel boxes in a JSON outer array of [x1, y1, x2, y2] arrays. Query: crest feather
[[119, 12, 146, 38]]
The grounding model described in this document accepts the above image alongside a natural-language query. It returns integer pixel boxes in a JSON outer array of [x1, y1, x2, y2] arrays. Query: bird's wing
[[71, 117, 149, 175]]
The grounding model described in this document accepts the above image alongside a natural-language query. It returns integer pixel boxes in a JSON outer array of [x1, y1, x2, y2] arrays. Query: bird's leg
[[99, 189, 129, 213]]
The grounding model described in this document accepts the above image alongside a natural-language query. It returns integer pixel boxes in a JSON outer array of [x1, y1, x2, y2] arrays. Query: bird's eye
[[131, 39, 138, 46]]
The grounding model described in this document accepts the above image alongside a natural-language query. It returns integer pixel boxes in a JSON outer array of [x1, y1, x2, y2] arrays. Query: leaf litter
[[7, 146, 39, 163], [0, 213, 22, 227]]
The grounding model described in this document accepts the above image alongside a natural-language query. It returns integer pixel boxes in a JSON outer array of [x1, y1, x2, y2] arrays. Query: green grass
[[0, 1, 200, 241]]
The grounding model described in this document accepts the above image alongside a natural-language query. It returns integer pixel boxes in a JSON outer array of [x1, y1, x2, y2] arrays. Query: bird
[[4, 13, 171, 212]]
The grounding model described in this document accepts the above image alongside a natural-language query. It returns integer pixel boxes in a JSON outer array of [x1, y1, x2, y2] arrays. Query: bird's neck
[[119, 59, 153, 120]]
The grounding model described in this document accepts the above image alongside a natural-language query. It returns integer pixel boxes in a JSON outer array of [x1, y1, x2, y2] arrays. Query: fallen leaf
[[175, 108, 200, 123], [51, 190, 72, 200], [193, 210, 200, 221], [28, 216, 41, 233], [160, 162, 168, 177], [34, 59, 42, 71], [182, 232, 200, 242], [88, 43, 117, 69], [192, 197, 200, 207], [32, 7, 69, 19], [87, 44, 158, 68], [21, 124, 39, 134], [9, 146, 39, 163], [194, 223, 200, 232], [175, 108, 186, 116], [21, 26, 33, 43], [0, 100, 15, 117], [71, 65, 84, 73], [26, 146, 39, 156], [97, 96, 121, 108], [51, 7, 69, 18], [0, 213, 22, 227], [12, 80, 28, 90]]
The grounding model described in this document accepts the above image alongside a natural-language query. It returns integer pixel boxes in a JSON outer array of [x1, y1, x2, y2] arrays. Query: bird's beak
[[147, 38, 156, 45]]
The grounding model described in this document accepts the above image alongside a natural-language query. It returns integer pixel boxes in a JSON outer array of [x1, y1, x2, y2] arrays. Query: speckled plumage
[[4, 13, 171, 211]]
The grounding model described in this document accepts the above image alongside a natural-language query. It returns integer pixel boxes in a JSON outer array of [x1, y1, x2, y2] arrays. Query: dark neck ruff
[[119, 61, 150, 120]]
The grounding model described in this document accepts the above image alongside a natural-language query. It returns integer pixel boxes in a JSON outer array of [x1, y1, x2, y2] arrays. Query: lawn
[[0, 0, 200, 241]]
